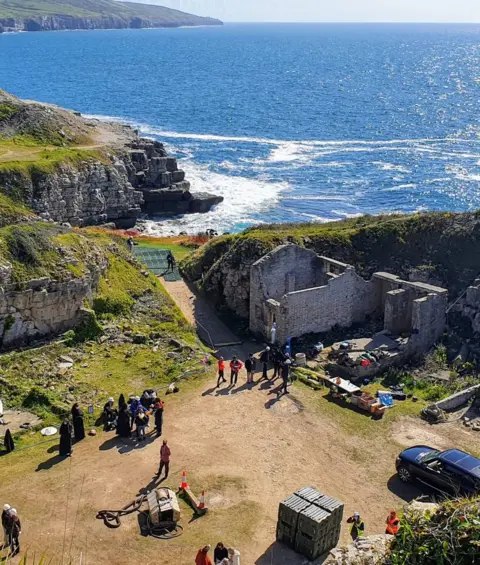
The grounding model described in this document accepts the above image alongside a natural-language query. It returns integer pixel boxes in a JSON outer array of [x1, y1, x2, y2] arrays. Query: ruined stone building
[[249, 244, 448, 354]]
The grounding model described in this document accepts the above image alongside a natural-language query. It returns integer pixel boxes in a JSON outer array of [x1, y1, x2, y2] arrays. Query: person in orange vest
[[385, 510, 400, 535], [217, 357, 226, 387], [195, 545, 213, 565], [229, 357, 243, 386]]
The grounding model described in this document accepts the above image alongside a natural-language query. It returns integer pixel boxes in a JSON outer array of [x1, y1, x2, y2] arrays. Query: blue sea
[[0, 23, 479, 234]]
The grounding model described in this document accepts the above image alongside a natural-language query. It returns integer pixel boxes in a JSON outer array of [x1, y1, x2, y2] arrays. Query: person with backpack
[[229, 357, 243, 386]]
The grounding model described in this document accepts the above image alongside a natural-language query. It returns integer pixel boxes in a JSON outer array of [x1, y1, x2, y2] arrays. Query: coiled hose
[[96, 494, 183, 539]]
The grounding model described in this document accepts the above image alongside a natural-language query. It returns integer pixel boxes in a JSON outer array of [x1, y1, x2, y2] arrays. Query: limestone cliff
[[0, 0, 222, 32], [0, 89, 223, 228]]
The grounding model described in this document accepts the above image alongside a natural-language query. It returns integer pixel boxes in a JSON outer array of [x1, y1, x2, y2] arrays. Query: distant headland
[[0, 0, 223, 33]]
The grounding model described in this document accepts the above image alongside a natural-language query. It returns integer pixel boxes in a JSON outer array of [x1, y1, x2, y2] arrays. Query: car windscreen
[[418, 450, 441, 463]]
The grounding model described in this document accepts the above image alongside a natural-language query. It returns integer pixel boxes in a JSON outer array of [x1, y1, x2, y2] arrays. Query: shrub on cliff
[[389, 497, 480, 564]]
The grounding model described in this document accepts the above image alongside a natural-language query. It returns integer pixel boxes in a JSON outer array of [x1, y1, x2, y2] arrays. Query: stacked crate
[[276, 494, 311, 548], [276, 487, 344, 561]]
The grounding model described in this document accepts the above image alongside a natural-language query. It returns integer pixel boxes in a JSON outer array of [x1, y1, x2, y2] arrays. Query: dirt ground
[[2, 280, 480, 565]]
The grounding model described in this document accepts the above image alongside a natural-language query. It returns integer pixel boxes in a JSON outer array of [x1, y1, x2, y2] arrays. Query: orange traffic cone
[[199, 490, 206, 509], [180, 471, 188, 490]]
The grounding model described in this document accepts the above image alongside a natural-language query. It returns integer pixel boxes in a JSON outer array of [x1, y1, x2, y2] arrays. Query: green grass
[[0, 0, 221, 24], [0, 191, 33, 227], [0, 102, 19, 120], [137, 239, 193, 262], [0, 146, 105, 174]]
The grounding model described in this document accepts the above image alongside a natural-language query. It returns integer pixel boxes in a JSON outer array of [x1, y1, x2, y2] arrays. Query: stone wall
[[281, 268, 379, 343], [250, 244, 448, 351], [458, 278, 480, 333]]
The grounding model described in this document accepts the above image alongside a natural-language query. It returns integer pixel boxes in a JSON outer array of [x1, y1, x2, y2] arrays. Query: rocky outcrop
[[121, 139, 223, 217], [0, 245, 108, 349]]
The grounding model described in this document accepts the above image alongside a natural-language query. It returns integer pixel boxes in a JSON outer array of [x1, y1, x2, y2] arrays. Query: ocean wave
[[380, 183, 417, 192]]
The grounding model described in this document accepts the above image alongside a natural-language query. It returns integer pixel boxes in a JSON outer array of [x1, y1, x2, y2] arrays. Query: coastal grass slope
[[0, 0, 222, 30]]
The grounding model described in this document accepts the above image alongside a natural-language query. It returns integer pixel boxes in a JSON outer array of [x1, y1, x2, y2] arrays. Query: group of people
[[106, 392, 165, 441], [217, 346, 293, 396], [1, 504, 21, 556], [195, 543, 240, 565], [346, 510, 400, 541], [57, 392, 166, 457]]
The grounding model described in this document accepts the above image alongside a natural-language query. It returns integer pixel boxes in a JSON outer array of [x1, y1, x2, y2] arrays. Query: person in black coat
[[4, 429, 14, 453], [153, 398, 164, 437], [259, 346, 271, 380], [214, 542, 228, 564], [59, 418, 73, 457], [71, 403, 85, 442], [116, 405, 131, 439], [273, 347, 286, 379], [103, 398, 118, 432], [280, 359, 292, 396]]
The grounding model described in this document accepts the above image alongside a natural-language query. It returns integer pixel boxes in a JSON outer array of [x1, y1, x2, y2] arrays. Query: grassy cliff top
[[0, 0, 222, 24]]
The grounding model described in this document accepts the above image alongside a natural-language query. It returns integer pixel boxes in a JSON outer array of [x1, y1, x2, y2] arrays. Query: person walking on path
[[157, 440, 171, 479], [280, 359, 292, 396], [154, 398, 165, 437], [127, 236, 134, 253], [217, 357, 226, 387], [8, 508, 21, 556], [347, 512, 365, 541], [71, 403, 85, 442], [167, 251, 176, 272], [259, 346, 271, 380], [2, 504, 11, 547], [229, 357, 243, 386], [195, 545, 213, 565], [385, 510, 400, 535], [59, 418, 73, 457], [245, 353, 256, 384]]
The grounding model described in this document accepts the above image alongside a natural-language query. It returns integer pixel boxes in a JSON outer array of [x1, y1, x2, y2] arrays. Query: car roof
[[439, 449, 480, 478]]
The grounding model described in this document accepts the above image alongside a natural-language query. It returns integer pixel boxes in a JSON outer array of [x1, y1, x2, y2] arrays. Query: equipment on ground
[[41, 426, 58, 436], [97, 487, 183, 539], [277, 487, 344, 561]]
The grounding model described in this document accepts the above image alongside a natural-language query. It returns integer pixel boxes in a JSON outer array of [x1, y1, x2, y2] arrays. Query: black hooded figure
[[116, 405, 131, 439], [118, 394, 127, 411], [4, 429, 14, 453], [59, 419, 73, 457], [71, 403, 85, 442]]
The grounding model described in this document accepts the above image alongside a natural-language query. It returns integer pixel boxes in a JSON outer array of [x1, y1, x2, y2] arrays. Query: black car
[[396, 445, 480, 496]]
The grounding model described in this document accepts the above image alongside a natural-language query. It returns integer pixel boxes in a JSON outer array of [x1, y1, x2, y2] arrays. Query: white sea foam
[[380, 183, 417, 192], [137, 161, 288, 236]]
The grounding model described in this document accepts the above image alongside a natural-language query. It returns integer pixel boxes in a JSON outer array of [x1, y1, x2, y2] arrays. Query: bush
[[389, 497, 480, 564], [5, 226, 52, 265]]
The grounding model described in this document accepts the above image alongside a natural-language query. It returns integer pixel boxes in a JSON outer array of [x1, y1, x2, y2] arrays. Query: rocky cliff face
[[0, 137, 223, 229], [0, 240, 109, 349]]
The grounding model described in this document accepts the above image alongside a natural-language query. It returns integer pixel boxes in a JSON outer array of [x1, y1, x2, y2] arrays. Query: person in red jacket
[[229, 357, 243, 386], [195, 545, 212, 565], [217, 357, 226, 387]]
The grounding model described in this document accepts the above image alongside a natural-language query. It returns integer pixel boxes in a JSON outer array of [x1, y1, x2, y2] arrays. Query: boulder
[[189, 192, 224, 214]]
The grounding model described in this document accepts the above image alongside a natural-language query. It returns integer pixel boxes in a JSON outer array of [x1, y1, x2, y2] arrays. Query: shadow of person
[[47, 444, 59, 454], [232, 382, 252, 394], [35, 454, 66, 472], [202, 386, 217, 397], [215, 387, 233, 396], [99, 435, 120, 451], [259, 380, 274, 390]]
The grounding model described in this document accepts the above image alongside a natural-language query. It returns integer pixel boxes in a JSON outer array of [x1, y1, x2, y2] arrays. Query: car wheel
[[398, 466, 412, 483]]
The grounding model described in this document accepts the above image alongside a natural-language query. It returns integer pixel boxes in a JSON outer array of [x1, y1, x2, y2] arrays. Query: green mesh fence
[[133, 247, 182, 282]]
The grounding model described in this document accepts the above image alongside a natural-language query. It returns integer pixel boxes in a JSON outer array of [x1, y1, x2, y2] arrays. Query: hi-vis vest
[[386, 515, 400, 534], [350, 519, 365, 536]]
